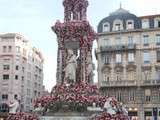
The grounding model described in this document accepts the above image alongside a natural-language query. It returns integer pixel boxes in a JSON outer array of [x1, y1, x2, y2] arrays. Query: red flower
[[34, 82, 128, 120]]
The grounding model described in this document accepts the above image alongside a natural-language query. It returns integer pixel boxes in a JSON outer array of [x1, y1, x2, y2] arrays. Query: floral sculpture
[[34, 82, 129, 120], [34, 0, 129, 119], [34, 82, 105, 112], [53, 20, 97, 47]]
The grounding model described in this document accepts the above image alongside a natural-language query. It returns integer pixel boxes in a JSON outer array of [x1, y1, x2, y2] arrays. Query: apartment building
[[96, 7, 160, 120], [0, 33, 44, 112]]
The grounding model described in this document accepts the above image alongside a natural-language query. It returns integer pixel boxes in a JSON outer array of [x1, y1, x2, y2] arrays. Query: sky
[[0, 0, 160, 91]]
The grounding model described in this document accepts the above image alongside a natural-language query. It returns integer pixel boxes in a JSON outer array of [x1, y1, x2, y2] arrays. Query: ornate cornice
[[52, 20, 96, 47], [101, 65, 111, 73], [126, 63, 136, 72], [155, 64, 160, 71], [114, 64, 124, 72], [141, 65, 152, 71]]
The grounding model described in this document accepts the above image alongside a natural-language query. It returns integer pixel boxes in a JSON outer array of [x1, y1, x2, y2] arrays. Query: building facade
[[0, 33, 44, 112], [96, 7, 160, 120]]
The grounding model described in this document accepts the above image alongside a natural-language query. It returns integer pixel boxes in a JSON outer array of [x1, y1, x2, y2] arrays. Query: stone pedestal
[[39, 112, 90, 120], [38, 108, 102, 120], [39, 116, 89, 120]]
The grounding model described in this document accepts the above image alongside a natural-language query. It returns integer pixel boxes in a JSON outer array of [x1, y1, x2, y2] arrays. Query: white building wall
[[0, 33, 44, 112]]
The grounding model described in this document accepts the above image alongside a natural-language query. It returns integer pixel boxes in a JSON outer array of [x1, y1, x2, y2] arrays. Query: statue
[[103, 98, 117, 115], [64, 49, 77, 83], [118, 103, 128, 116], [86, 51, 95, 83], [9, 95, 20, 114], [33, 103, 44, 115]]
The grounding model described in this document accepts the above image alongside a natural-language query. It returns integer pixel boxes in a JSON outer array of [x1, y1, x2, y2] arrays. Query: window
[[27, 89, 30, 96], [127, 20, 134, 29], [35, 74, 38, 80], [156, 70, 160, 80], [103, 23, 110, 32], [104, 74, 109, 81], [145, 96, 151, 102], [15, 75, 18, 80], [156, 34, 160, 45], [14, 94, 18, 99], [8, 46, 12, 52], [154, 18, 160, 28], [128, 36, 133, 45], [15, 65, 19, 70], [34, 90, 37, 96], [142, 19, 149, 29], [34, 82, 37, 88], [22, 76, 24, 81], [22, 67, 25, 72], [115, 24, 121, 31], [23, 48, 26, 56], [143, 35, 149, 46], [16, 55, 20, 61], [157, 51, 160, 62], [2, 94, 8, 100], [143, 52, 150, 63], [16, 46, 20, 53], [158, 21, 160, 28], [143, 70, 151, 81], [113, 20, 123, 31], [3, 46, 7, 52], [145, 89, 151, 102], [3, 58, 10, 62], [129, 91, 135, 101], [27, 72, 31, 79], [102, 39, 110, 47], [116, 53, 122, 63], [117, 92, 122, 102], [27, 80, 30, 87], [38, 92, 40, 97], [3, 65, 10, 70], [127, 71, 135, 81], [152, 91, 158, 102], [102, 55, 110, 64], [3, 75, 9, 80], [116, 72, 122, 81], [116, 75, 121, 81], [116, 37, 122, 45], [128, 53, 134, 62], [104, 39, 110, 46]]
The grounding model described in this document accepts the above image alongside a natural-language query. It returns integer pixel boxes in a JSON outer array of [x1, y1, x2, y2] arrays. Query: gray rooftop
[[97, 8, 141, 33]]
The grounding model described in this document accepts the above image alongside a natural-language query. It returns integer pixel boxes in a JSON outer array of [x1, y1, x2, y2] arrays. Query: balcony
[[100, 80, 137, 87], [100, 44, 136, 52], [141, 79, 160, 86]]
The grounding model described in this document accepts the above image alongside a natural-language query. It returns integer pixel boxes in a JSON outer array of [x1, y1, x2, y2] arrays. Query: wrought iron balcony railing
[[100, 44, 136, 52], [141, 79, 160, 86], [100, 80, 137, 87]]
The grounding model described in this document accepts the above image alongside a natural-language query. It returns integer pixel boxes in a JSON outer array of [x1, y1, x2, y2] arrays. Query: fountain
[[33, 0, 129, 120]]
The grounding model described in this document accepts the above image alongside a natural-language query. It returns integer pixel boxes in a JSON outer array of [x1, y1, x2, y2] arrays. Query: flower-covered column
[[52, 0, 96, 84]]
